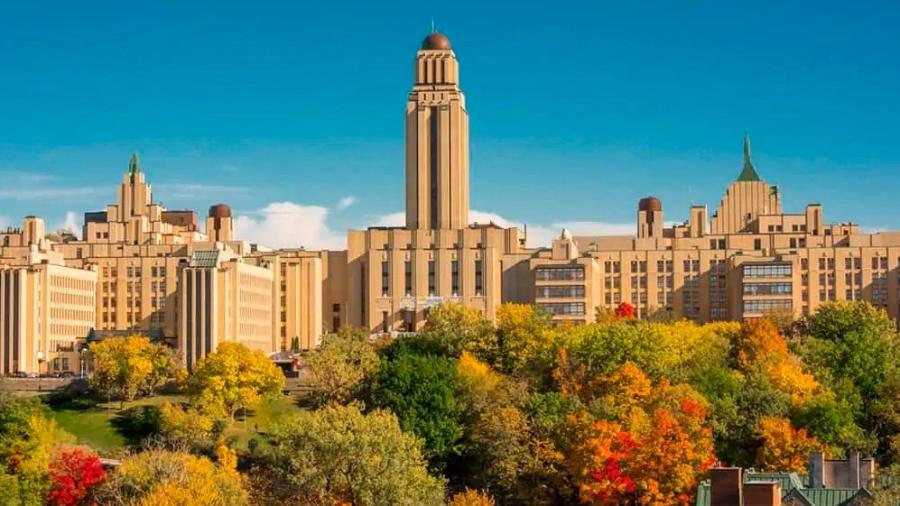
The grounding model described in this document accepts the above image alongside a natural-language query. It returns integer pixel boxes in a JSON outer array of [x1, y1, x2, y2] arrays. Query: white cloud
[[52, 211, 81, 239], [371, 209, 656, 248], [337, 196, 358, 210], [370, 212, 405, 227], [233, 202, 344, 250]]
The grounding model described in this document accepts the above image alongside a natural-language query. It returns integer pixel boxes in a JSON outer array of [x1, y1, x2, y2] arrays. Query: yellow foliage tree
[[97, 448, 248, 505], [448, 488, 496, 506], [89, 335, 179, 408], [494, 303, 555, 374], [735, 319, 819, 404], [187, 342, 285, 420], [755, 416, 821, 472]]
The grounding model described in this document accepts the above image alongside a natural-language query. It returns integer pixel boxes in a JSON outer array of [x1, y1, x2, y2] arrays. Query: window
[[451, 260, 459, 295], [428, 260, 436, 295], [742, 264, 791, 278], [754, 239, 762, 250], [475, 260, 483, 296], [535, 267, 585, 281], [536, 302, 585, 316], [382, 311, 390, 333], [743, 283, 793, 295], [536, 285, 585, 298], [744, 299, 793, 313], [381, 261, 390, 297], [404, 261, 412, 296]]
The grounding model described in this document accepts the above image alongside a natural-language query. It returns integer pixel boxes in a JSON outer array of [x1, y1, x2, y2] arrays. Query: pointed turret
[[737, 133, 761, 182], [128, 152, 141, 182]]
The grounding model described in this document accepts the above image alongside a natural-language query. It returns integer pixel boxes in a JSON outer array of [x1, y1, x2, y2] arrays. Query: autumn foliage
[[571, 364, 716, 505], [614, 302, 636, 319], [755, 416, 822, 472], [47, 448, 106, 506]]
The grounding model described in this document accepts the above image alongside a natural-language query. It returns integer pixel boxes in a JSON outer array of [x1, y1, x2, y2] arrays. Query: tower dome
[[208, 204, 232, 219], [638, 196, 662, 212], [422, 32, 451, 50]]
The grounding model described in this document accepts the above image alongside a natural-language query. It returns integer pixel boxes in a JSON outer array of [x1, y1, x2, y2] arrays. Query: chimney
[[810, 451, 825, 488], [711, 468, 743, 506], [744, 482, 781, 506], [848, 451, 861, 489]]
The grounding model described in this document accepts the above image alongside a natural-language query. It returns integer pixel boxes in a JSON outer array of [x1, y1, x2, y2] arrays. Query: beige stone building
[[2, 30, 900, 373], [179, 246, 275, 368], [0, 245, 96, 375]]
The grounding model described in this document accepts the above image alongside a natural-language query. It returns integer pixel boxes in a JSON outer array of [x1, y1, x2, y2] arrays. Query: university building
[[2, 31, 900, 374]]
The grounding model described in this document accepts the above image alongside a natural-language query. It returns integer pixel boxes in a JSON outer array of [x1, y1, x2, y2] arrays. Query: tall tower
[[710, 134, 782, 234], [405, 32, 470, 230]]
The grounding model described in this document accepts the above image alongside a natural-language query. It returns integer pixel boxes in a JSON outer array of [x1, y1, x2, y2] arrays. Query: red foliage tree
[[47, 448, 106, 506], [614, 302, 635, 319]]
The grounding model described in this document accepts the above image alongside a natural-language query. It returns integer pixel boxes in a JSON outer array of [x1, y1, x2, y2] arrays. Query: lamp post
[[36, 351, 44, 392]]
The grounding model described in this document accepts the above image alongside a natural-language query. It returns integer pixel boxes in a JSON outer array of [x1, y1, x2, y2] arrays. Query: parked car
[[60, 371, 75, 378], [10, 371, 27, 378], [26, 372, 38, 378]]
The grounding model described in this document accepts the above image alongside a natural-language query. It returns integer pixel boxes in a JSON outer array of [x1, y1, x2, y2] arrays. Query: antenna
[[431, 18, 435, 33]]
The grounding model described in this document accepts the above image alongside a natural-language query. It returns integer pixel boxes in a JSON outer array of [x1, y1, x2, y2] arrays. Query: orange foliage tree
[[571, 363, 716, 505], [755, 416, 821, 472], [734, 319, 818, 403]]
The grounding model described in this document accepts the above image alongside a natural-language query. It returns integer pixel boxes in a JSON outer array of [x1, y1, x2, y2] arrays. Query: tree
[[448, 489, 496, 506], [493, 303, 555, 375], [417, 302, 495, 358], [0, 395, 70, 506], [305, 327, 379, 405], [46, 448, 106, 506], [157, 402, 222, 450], [798, 301, 900, 461], [754, 416, 821, 472], [613, 302, 635, 319], [369, 350, 468, 464], [187, 342, 285, 420], [89, 335, 179, 408], [95, 448, 247, 505], [569, 364, 716, 505], [263, 404, 444, 505], [733, 319, 818, 404]]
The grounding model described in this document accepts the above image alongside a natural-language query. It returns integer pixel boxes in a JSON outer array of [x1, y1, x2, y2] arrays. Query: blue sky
[[1, 1, 898, 248]]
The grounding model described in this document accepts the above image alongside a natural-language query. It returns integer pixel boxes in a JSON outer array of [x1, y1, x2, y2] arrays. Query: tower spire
[[737, 132, 761, 182], [128, 152, 140, 182]]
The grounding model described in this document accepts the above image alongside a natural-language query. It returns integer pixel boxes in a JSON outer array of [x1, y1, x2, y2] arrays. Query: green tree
[[262, 404, 444, 505], [798, 301, 900, 461], [369, 350, 468, 465], [306, 327, 379, 406], [187, 342, 285, 420], [416, 302, 495, 358]]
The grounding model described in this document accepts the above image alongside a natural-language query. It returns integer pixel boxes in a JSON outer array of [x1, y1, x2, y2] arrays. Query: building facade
[[0, 247, 96, 375], [1, 31, 899, 373]]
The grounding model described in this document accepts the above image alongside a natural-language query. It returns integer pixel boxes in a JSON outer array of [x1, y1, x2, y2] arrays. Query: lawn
[[46, 393, 303, 455]]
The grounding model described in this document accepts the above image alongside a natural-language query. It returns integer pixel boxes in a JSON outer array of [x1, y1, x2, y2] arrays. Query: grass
[[45, 392, 303, 455], [48, 394, 186, 454], [225, 395, 304, 451]]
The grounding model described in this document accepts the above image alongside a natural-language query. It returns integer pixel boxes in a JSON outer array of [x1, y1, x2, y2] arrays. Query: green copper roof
[[128, 152, 140, 181], [695, 472, 873, 506], [737, 133, 762, 182], [794, 488, 871, 506]]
